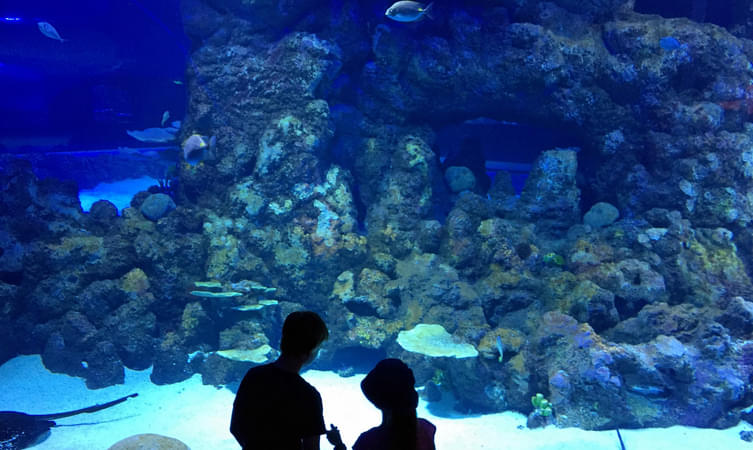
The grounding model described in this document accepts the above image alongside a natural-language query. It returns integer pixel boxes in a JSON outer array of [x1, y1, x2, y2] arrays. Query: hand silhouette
[[326, 424, 346, 450]]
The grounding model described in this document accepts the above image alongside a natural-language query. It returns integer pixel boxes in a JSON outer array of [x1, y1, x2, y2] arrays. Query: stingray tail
[[36, 393, 138, 420], [616, 428, 626, 450]]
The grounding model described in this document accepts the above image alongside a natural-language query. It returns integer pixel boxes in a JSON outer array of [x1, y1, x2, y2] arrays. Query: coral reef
[[107, 433, 189, 450], [2, 0, 753, 432]]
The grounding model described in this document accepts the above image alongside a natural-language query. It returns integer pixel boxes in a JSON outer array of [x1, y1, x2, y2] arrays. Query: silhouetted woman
[[353, 359, 436, 450]]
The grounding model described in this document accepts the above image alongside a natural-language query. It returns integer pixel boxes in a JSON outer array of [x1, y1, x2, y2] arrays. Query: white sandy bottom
[[0, 355, 751, 450]]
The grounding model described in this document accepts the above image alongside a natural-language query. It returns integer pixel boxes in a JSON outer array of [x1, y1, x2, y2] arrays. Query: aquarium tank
[[2, 0, 753, 449]]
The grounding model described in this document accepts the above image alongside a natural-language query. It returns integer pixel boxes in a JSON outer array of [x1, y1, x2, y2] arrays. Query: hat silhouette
[[361, 359, 419, 411]]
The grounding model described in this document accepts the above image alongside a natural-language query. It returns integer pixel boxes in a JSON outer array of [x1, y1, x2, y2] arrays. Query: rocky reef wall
[[2, 0, 753, 430]]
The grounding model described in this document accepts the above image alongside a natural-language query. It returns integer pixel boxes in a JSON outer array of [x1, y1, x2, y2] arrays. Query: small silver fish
[[385, 1, 433, 22], [182, 133, 216, 165], [496, 335, 504, 363], [627, 384, 667, 397], [161, 110, 170, 127], [37, 21, 65, 42]]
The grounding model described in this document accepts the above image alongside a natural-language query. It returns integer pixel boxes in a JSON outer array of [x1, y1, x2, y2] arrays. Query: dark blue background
[[0, 0, 187, 152]]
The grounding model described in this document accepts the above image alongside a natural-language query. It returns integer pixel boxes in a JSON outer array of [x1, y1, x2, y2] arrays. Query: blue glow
[[79, 176, 159, 214], [3, 17, 22, 22], [659, 36, 682, 51]]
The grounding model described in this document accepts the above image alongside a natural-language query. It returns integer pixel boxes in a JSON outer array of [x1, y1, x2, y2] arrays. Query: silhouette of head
[[280, 311, 329, 357], [361, 359, 419, 411]]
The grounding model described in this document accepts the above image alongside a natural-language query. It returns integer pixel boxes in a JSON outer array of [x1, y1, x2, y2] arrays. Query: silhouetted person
[[353, 359, 436, 450], [231, 310, 341, 450]]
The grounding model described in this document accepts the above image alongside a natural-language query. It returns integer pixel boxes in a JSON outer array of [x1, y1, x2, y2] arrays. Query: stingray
[[0, 393, 138, 450]]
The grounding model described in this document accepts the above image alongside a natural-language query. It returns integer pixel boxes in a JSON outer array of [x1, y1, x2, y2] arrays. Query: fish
[[0, 393, 137, 449], [182, 133, 216, 165], [37, 22, 65, 42], [627, 384, 667, 397], [161, 111, 170, 127], [126, 127, 178, 143], [496, 335, 504, 363], [385, 1, 433, 22]]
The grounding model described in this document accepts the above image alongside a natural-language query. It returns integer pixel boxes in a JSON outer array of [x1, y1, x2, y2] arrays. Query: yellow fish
[[182, 134, 216, 165]]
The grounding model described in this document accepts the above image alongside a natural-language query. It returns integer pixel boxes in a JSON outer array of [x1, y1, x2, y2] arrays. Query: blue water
[[3, 1, 753, 448]]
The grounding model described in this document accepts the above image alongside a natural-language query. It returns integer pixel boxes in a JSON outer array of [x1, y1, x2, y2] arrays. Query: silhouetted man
[[230, 311, 337, 450]]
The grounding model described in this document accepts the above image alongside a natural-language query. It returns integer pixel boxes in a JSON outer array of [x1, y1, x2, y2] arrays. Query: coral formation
[[396, 324, 479, 358], [107, 433, 189, 450], [2, 0, 753, 432]]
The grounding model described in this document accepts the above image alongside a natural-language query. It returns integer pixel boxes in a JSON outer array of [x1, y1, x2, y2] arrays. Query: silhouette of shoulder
[[353, 418, 436, 450], [231, 363, 325, 449]]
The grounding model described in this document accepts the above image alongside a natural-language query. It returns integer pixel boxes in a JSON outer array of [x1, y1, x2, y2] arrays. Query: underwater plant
[[531, 393, 553, 417], [149, 165, 179, 199], [542, 252, 565, 266], [430, 368, 446, 386]]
